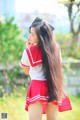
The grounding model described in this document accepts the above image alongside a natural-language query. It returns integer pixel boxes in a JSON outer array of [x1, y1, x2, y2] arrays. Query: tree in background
[[0, 17, 25, 64], [0, 17, 25, 95], [65, 0, 80, 48], [63, 0, 80, 58]]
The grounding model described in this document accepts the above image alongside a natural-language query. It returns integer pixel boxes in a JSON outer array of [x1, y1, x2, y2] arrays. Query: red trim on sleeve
[[26, 46, 42, 67], [20, 62, 29, 68]]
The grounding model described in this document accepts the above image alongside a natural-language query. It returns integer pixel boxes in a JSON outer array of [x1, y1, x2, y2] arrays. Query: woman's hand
[[24, 67, 30, 75], [26, 40, 33, 48]]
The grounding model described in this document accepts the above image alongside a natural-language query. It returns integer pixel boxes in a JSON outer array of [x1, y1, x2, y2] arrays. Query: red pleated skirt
[[25, 80, 72, 114]]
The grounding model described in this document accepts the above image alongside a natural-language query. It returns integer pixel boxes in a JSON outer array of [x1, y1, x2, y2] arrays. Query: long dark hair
[[29, 21, 64, 102]]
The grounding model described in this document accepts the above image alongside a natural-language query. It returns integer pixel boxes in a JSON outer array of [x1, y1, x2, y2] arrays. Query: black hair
[[29, 21, 64, 102]]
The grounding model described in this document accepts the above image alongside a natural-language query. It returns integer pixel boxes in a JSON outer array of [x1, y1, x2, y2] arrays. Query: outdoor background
[[0, 0, 80, 120]]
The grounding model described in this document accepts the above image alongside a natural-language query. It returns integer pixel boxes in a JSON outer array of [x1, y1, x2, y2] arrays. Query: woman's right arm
[[20, 48, 30, 75]]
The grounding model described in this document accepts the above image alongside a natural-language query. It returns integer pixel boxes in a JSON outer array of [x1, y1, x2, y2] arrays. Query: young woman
[[20, 17, 72, 120]]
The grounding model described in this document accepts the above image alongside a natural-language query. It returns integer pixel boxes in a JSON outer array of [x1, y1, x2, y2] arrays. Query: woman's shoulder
[[25, 45, 42, 67]]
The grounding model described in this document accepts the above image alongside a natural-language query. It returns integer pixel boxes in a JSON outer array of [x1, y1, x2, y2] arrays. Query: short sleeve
[[20, 49, 30, 68]]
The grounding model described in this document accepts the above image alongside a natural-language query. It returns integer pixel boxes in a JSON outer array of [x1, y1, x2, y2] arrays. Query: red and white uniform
[[20, 45, 46, 81], [20, 45, 72, 114]]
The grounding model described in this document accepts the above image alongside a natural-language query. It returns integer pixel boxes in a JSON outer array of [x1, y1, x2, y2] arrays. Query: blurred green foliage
[[56, 32, 72, 56], [0, 17, 26, 95], [56, 32, 80, 59], [0, 17, 25, 64]]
